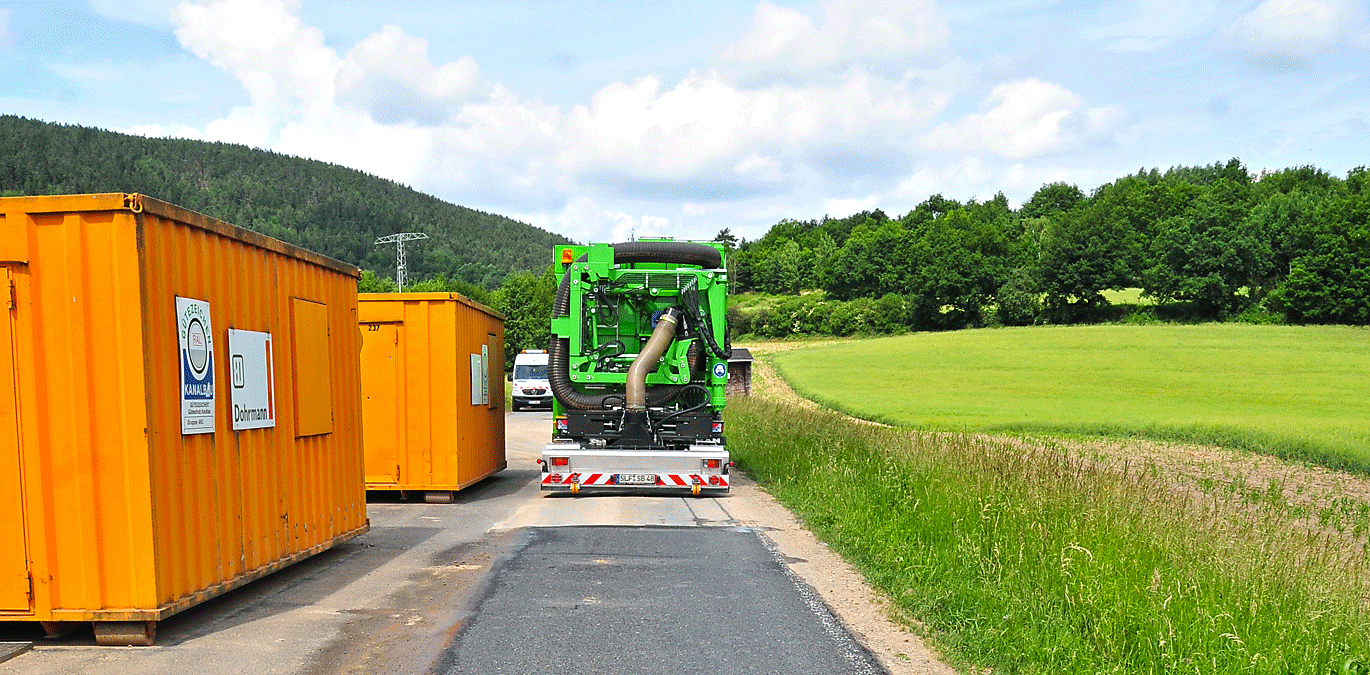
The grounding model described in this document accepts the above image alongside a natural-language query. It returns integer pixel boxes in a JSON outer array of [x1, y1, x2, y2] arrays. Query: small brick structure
[[726, 348, 754, 397]]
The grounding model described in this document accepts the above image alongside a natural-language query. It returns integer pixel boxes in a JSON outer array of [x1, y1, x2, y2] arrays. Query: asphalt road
[[439, 526, 883, 675], [0, 411, 890, 675]]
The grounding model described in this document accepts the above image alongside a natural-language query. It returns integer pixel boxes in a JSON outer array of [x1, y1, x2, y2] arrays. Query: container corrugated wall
[[358, 294, 505, 497], [0, 194, 367, 637]]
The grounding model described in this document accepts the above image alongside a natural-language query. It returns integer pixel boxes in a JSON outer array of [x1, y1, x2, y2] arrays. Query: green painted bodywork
[[551, 241, 730, 417]]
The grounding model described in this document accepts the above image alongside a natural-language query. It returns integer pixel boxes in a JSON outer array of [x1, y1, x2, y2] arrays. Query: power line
[[374, 232, 429, 291]]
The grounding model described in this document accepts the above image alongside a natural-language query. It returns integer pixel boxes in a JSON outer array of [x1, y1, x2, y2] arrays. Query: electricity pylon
[[374, 232, 429, 291]]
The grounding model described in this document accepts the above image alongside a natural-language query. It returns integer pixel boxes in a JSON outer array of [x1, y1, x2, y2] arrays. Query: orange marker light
[[561, 248, 575, 264]]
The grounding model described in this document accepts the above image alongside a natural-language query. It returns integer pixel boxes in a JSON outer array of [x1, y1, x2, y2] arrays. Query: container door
[[361, 323, 401, 484], [0, 267, 30, 611]]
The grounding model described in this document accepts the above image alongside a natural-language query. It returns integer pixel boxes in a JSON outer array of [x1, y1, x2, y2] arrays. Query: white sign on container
[[177, 296, 215, 434], [228, 329, 276, 430], [470, 353, 485, 405]]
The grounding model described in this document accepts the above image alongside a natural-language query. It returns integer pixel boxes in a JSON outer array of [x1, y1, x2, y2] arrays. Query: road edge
[[720, 474, 958, 675]]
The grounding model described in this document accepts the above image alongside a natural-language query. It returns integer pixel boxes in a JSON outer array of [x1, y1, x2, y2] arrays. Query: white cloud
[[518, 197, 675, 245], [922, 78, 1125, 160], [721, 0, 950, 75], [1083, 0, 1215, 51], [1220, 0, 1367, 70], [167, 0, 499, 185], [277, 110, 435, 187], [558, 67, 948, 189], [161, 0, 1129, 243], [722, 0, 815, 65], [171, 0, 337, 143], [336, 25, 482, 125], [423, 85, 566, 205], [123, 122, 205, 139]]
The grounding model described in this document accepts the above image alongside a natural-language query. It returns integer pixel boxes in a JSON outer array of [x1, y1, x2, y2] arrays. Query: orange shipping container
[[0, 194, 368, 645], [358, 293, 506, 503]]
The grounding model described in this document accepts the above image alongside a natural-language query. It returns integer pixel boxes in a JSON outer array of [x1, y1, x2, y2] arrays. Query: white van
[[511, 350, 551, 411]]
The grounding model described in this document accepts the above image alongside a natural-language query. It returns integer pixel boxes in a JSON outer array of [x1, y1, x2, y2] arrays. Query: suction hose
[[626, 308, 680, 411], [549, 242, 720, 411], [616, 307, 681, 447]]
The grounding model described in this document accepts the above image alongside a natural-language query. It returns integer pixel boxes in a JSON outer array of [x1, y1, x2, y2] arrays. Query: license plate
[[616, 473, 656, 485]]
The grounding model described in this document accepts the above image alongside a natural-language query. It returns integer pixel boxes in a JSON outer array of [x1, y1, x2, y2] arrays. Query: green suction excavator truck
[[539, 240, 732, 495]]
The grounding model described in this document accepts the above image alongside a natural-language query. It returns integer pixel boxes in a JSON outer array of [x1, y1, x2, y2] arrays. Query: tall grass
[[728, 395, 1370, 674]]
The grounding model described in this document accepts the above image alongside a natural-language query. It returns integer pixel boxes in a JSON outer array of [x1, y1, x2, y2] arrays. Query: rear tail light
[[550, 456, 569, 467], [704, 458, 722, 469]]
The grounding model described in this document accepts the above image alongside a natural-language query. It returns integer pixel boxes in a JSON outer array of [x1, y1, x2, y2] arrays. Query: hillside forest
[[0, 115, 571, 292], [724, 159, 1370, 337]]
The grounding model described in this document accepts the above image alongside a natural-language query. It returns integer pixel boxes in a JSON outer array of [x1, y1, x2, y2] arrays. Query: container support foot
[[424, 490, 454, 504], [93, 621, 157, 646]]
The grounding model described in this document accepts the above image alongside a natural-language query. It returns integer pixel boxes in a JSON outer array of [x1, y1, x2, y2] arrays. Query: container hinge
[[5, 275, 13, 310], [25, 571, 33, 602]]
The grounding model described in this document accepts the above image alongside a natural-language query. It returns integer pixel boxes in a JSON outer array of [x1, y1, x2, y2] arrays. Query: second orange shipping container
[[358, 293, 506, 503]]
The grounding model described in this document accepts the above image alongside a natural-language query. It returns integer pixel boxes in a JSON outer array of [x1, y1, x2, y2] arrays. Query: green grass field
[[1100, 287, 1155, 305], [770, 324, 1370, 472]]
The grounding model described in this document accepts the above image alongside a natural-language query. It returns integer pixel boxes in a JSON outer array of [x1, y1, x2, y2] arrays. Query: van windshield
[[514, 364, 548, 380]]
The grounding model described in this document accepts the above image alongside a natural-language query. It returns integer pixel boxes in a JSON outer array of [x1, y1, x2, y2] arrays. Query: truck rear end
[[540, 240, 732, 495]]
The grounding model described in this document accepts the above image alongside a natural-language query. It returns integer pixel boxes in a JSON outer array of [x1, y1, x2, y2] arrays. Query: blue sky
[[1, 1, 1367, 244]]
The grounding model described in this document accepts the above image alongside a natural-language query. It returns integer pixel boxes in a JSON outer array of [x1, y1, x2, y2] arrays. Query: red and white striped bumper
[[541, 472, 730, 490]]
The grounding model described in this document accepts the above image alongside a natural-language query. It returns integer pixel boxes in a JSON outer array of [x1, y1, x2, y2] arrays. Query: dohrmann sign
[[228, 329, 276, 430], [177, 297, 215, 434]]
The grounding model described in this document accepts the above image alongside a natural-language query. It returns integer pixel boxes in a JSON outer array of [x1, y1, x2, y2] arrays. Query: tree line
[[9, 115, 1363, 357], [725, 159, 1370, 336]]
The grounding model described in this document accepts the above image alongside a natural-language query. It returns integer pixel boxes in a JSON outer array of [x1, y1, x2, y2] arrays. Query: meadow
[[769, 323, 1370, 473]]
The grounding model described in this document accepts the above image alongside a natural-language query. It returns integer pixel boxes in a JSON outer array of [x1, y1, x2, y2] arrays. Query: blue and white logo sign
[[177, 296, 215, 434], [712, 362, 728, 379]]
